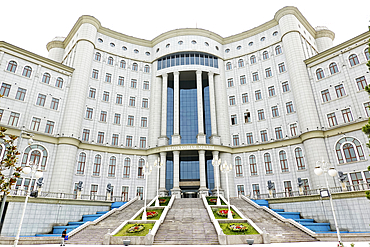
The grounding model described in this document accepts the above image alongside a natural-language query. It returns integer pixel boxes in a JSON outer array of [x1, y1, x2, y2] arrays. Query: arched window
[[144, 65, 150, 73], [295, 147, 305, 170], [123, 157, 130, 178], [335, 137, 365, 164], [250, 55, 256, 64], [262, 51, 269, 60], [279, 150, 289, 172], [120, 60, 126, 69], [22, 66, 32, 78], [249, 155, 257, 176], [21, 144, 48, 170], [7, 61, 17, 72], [138, 158, 145, 178], [349, 54, 359, 67], [365, 48, 370, 61], [77, 152, 86, 174], [238, 59, 244, 68], [264, 153, 272, 174], [275, 45, 282, 55], [93, 155, 101, 176], [42, 73, 51, 84], [55, 77, 63, 88], [226, 62, 232, 70], [108, 156, 116, 177], [316, 68, 325, 80], [235, 156, 243, 177], [94, 52, 101, 61], [0, 144, 4, 161], [329, 62, 339, 75], [132, 63, 138, 71], [107, 56, 113, 65]]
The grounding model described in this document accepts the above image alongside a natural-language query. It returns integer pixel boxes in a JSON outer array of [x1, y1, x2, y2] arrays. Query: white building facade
[[1, 6, 369, 200]]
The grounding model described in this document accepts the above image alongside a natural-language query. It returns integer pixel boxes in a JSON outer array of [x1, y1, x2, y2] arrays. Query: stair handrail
[[201, 195, 223, 235], [239, 194, 317, 237], [67, 196, 139, 237]]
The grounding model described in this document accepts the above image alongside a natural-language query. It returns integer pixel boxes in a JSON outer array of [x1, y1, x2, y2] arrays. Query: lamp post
[[154, 157, 163, 207], [220, 161, 233, 220], [142, 162, 152, 220], [14, 160, 43, 247], [212, 158, 221, 206], [314, 159, 341, 245]]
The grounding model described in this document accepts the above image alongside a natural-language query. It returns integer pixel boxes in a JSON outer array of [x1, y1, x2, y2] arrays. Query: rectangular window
[[246, 132, 253, 144], [116, 94, 123, 104], [290, 123, 297, 136], [141, 117, 147, 127], [142, 98, 149, 108], [258, 109, 265, 120], [122, 186, 129, 201], [102, 91, 109, 102], [100, 111, 107, 122], [129, 96, 136, 106], [260, 130, 268, 142], [356, 76, 367, 90], [275, 127, 283, 139], [89, 88, 96, 98], [8, 112, 20, 126], [342, 108, 353, 123], [233, 135, 239, 146], [118, 76, 124, 86], [282, 81, 290, 92], [131, 79, 137, 88], [92, 69, 99, 79], [240, 75, 246, 85], [127, 115, 134, 126], [278, 62, 286, 73], [50, 98, 59, 110], [255, 90, 262, 101], [231, 114, 237, 125], [252, 72, 259, 82], [105, 73, 112, 83], [227, 78, 234, 87], [242, 93, 248, 103], [271, 106, 279, 117], [252, 184, 260, 198], [327, 113, 338, 127], [229, 96, 236, 105], [140, 137, 146, 148], [143, 81, 149, 90], [15, 88, 27, 101], [136, 187, 143, 200], [237, 185, 245, 196], [265, 67, 272, 78], [112, 134, 119, 146], [36, 94, 46, 106], [114, 113, 121, 125], [45, 120, 54, 134], [244, 112, 251, 123], [82, 129, 90, 141], [268, 86, 275, 97], [90, 184, 98, 194], [286, 101, 294, 113], [321, 89, 331, 102], [30, 117, 41, 131], [364, 102, 370, 117], [97, 132, 104, 144], [284, 181, 293, 197], [0, 109, 3, 121], [335, 84, 346, 97], [0, 83, 11, 97], [86, 108, 93, 119], [126, 135, 133, 147]]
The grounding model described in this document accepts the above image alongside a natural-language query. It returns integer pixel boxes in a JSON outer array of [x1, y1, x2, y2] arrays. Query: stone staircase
[[230, 198, 317, 243], [67, 200, 143, 245], [154, 198, 219, 245]]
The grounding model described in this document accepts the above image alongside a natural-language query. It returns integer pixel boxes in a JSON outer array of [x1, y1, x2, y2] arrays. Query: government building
[[1, 6, 370, 201]]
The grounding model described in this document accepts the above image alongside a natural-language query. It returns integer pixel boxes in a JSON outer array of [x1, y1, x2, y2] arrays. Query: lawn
[[134, 208, 163, 221], [212, 208, 242, 219], [219, 222, 259, 235], [114, 223, 155, 236]]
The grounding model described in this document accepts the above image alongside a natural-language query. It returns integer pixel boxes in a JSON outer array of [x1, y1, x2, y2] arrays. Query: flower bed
[[228, 223, 248, 232], [212, 208, 241, 219], [134, 209, 163, 220], [217, 209, 235, 217], [114, 223, 155, 236], [146, 211, 158, 218], [206, 197, 226, 205], [150, 197, 170, 206], [127, 224, 145, 233], [219, 222, 259, 235]]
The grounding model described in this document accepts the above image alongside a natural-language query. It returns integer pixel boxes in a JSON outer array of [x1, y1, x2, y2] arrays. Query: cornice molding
[[315, 29, 335, 40]]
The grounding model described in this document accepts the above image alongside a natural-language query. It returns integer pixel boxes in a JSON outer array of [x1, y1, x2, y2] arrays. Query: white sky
[[0, 0, 369, 58]]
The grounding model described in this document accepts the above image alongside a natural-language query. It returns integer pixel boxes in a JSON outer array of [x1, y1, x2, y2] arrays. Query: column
[[208, 72, 220, 145], [171, 150, 181, 198], [159, 73, 168, 146], [196, 70, 206, 143], [172, 71, 181, 144], [159, 152, 168, 196], [198, 150, 208, 196]]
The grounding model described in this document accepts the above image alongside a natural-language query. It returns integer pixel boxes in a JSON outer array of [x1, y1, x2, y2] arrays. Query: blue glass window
[[180, 156, 200, 180], [180, 85, 198, 144], [166, 85, 174, 144], [157, 52, 218, 70], [165, 158, 173, 193]]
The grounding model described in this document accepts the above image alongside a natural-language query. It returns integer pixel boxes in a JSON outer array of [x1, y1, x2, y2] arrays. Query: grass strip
[[114, 223, 155, 236]]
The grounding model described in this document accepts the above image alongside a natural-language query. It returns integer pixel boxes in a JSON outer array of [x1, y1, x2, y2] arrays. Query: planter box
[[221, 234, 262, 245], [110, 235, 153, 245]]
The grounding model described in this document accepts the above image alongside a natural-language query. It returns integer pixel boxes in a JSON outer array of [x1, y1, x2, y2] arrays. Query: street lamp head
[[314, 166, 324, 176], [22, 166, 32, 174], [154, 160, 158, 167], [35, 170, 43, 179], [328, 167, 338, 177]]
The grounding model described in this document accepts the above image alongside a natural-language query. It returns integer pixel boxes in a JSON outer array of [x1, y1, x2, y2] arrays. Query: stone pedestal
[[171, 188, 181, 198], [158, 136, 169, 146], [159, 188, 169, 197]]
